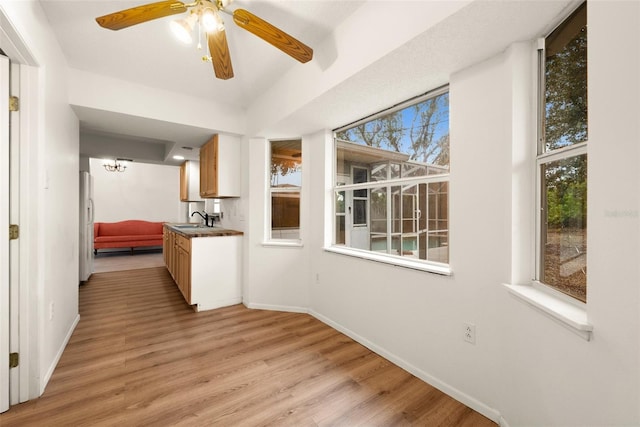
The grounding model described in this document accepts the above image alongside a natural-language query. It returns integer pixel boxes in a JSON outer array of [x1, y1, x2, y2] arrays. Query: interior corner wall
[[307, 49, 516, 423], [90, 158, 181, 223], [244, 136, 310, 312]]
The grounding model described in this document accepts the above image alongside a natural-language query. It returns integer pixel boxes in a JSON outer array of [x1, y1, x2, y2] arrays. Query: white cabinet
[[190, 235, 242, 311], [164, 225, 242, 312]]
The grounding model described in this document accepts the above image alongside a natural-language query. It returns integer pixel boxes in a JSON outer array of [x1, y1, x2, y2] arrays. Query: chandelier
[[103, 159, 128, 172]]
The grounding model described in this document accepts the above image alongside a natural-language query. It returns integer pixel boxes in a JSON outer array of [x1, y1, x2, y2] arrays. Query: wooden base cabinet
[[175, 233, 191, 303], [163, 225, 241, 311]]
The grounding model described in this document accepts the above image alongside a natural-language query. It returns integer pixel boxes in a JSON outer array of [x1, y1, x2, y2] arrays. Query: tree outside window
[[538, 2, 587, 302]]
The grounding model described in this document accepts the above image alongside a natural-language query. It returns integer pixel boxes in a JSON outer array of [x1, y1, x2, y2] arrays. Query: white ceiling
[[41, 0, 362, 108], [38, 0, 575, 166], [39, 0, 364, 164]]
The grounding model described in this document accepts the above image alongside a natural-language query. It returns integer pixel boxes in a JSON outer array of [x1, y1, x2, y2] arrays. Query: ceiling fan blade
[[96, 1, 187, 31], [232, 9, 313, 64], [208, 30, 234, 80]]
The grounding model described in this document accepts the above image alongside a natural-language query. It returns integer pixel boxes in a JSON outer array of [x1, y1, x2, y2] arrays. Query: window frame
[[534, 1, 588, 303], [330, 85, 451, 275], [266, 139, 302, 246]]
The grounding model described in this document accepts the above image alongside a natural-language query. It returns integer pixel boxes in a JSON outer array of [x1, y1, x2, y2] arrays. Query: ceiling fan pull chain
[[197, 18, 202, 49]]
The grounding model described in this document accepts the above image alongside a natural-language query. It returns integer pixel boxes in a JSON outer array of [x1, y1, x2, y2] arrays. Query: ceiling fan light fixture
[[170, 13, 197, 44], [201, 8, 217, 32]]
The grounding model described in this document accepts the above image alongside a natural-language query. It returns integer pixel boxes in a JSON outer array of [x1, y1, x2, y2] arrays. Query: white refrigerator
[[79, 171, 94, 283]]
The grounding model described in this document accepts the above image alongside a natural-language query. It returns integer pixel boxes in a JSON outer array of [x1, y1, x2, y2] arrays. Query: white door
[[1, 53, 11, 413]]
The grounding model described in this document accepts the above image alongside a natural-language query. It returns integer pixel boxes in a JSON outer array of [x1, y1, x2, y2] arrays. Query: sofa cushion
[[97, 220, 163, 236], [95, 235, 163, 243]]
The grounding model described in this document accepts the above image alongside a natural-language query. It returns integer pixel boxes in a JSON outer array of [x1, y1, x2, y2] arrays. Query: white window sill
[[261, 240, 303, 248], [325, 246, 452, 276], [504, 283, 593, 341]]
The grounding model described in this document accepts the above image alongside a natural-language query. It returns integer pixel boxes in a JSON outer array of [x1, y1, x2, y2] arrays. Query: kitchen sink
[[172, 224, 209, 229]]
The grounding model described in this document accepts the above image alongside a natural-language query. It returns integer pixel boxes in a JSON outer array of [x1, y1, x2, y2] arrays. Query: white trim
[[0, 52, 9, 416], [498, 415, 512, 427], [536, 141, 587, 165], [244, 302, 308, 314], [337, 173, 450, 192], [40, 314, 79, 395], [21, 63, 40, 401], [261, 240, 303, 248], [503, 283, 592, 340], [325, 245, 452, 276], [309, 309, 502, 424], [8, 60, 20, 406]]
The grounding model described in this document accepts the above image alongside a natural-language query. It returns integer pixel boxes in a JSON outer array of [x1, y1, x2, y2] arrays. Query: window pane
[[540, 154, 587, 301], [335, 216, 345, 245], [371, 163, 388, 181], [336, 191, 345, 214], [270, 140, 301, 240], [428, 232, 449, 264], [353, 199, 367, 226], [336, 91, 450, 184], [370, 187, 387, 233], [271, 192, 300, 239], [333, 89, 450, 269], [544, 2, 587, 151]]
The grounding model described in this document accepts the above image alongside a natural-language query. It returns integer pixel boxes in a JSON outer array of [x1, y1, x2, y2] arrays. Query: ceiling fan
[[95, 0, 314, 80]]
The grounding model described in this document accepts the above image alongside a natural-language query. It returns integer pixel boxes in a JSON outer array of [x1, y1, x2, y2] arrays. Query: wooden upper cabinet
[[180, 161, 203, 202], [199, 134, 240, 198]]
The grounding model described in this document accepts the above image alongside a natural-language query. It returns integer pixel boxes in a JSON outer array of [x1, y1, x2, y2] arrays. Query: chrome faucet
[[191, 211, 209, 226]]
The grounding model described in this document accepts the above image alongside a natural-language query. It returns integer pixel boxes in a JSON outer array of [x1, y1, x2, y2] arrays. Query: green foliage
[[545, 155, 587, 228], [545, 24, 587, 149]]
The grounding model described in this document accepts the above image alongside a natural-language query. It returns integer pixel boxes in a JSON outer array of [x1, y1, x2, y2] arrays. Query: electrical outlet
[[463, 322, 476, 344], [315, 273, 320, 284], [49, 301, 55, 321]]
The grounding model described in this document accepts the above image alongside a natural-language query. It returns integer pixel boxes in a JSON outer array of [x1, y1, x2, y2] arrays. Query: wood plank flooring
[[93, 250, 164, 273], [1, 267, 496, 426]]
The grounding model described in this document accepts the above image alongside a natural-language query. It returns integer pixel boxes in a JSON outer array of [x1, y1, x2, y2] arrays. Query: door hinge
[[9, 96, 19, 112], [9, 352, 18, 368], [9, 224, 19, 240]]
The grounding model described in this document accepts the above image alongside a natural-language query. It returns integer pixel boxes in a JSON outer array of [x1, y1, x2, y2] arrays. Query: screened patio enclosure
[[335, 140, 449, 264]]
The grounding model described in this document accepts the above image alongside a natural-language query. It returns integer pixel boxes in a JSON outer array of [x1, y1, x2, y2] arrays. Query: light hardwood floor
[[1, 267, 496, 426]]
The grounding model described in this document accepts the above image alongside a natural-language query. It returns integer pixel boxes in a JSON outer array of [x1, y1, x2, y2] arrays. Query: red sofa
[[93, 220, 164, 254]]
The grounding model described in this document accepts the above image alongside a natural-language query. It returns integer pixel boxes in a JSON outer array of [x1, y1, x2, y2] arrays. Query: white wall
[[499, 2, 640, 425], [247, 2, 640, 426], [0, 0, 80, 397], [244, 137, 311, 312], [89, 158, 181, 223]]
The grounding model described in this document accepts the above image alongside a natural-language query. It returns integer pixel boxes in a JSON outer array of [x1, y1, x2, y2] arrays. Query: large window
[[537, 2, 587, 302], [269, 140, 301, 241], [334, 86, 450, 269]]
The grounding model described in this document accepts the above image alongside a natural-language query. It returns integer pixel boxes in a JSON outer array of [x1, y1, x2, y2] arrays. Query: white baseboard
[[499, 415, 511, 427], [245, 302, 309, 314], [40, 314, 80, 395], [308, 309, 503, 424]]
